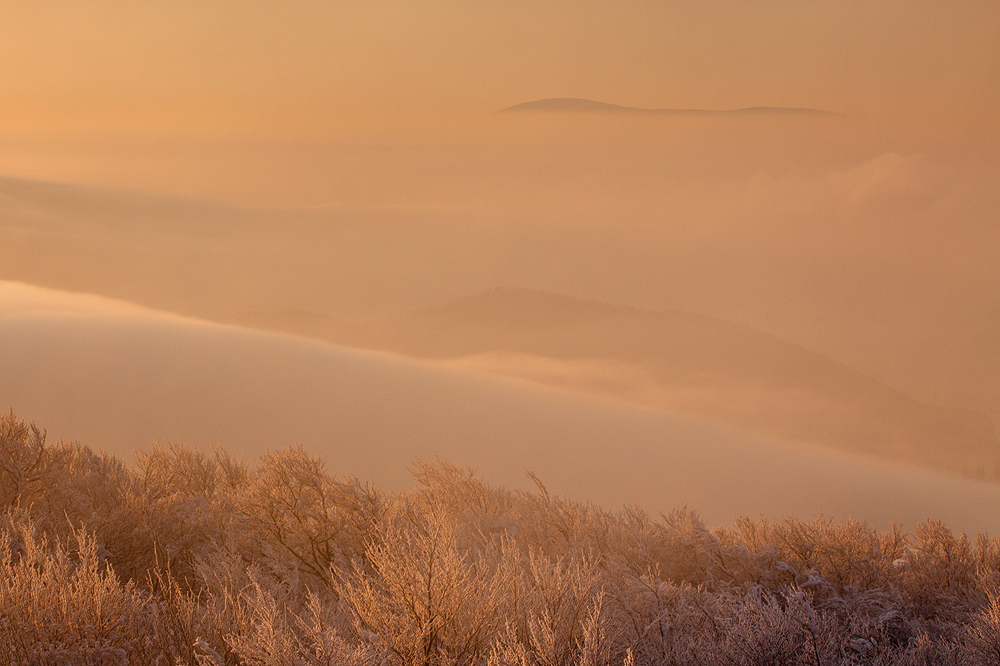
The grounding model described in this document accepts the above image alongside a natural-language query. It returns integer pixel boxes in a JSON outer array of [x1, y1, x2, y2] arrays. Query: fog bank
[[3, 281, 1000, 533]]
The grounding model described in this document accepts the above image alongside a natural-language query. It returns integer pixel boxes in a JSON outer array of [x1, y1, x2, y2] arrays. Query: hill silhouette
[[499, 97, 839, 116]]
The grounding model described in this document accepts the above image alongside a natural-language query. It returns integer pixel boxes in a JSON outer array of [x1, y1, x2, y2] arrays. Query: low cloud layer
[[3, 281, 1000, 533]]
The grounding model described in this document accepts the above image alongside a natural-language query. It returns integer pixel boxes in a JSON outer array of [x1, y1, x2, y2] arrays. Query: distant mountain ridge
[[500, 97, 839, 116], [230, 288, 999, 481]]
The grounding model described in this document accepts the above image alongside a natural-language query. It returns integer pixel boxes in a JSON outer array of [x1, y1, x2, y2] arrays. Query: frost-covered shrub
[[0, 517, 171, 665], [336, 498, 511, 666], [234, 446, 384, 588], [3, 412, 1000, 665]]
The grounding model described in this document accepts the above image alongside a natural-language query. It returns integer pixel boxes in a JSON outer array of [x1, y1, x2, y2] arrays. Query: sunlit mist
[[2, 3, 999, 661]]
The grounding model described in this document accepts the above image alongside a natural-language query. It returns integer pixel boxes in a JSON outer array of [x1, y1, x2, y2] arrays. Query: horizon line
[[499, 97, 845, 117]]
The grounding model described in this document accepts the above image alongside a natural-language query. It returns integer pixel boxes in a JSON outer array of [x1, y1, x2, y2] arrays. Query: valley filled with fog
[[2, 110, 999, 493], [3, 3, 1000, 662], [4, 279, 1000, 534]]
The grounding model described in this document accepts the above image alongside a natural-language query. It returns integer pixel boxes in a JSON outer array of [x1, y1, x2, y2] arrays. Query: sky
[[1, 1, 998, 139], [1, 1, 999, 519]]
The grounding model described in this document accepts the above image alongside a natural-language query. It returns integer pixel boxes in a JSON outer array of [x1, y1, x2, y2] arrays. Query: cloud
[[3, 281, 1000, 533]]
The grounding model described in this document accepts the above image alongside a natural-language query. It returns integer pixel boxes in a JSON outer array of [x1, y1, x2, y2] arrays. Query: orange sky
[[1, 1, 997, 138], [2, 1, 1000, 512]]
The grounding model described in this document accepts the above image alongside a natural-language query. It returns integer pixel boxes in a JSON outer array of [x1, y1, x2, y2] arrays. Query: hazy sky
[[2, 1, 998, 138]]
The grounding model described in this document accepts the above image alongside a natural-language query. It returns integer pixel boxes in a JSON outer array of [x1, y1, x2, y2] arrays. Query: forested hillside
[[2, 411, 1000, 665]]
